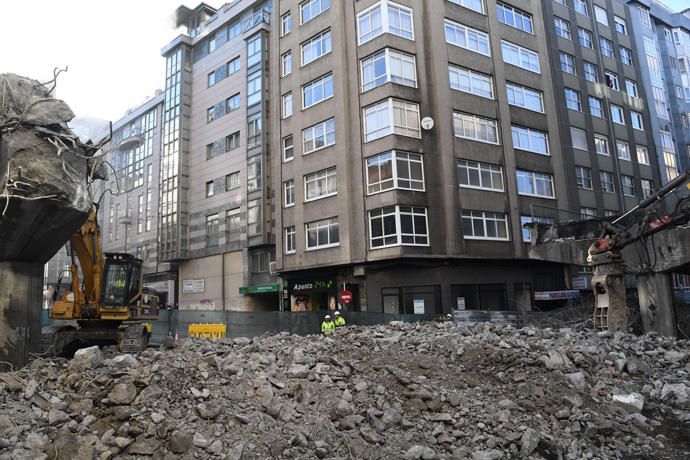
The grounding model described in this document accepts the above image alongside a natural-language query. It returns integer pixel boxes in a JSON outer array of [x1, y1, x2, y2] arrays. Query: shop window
[[451, 284, 508, 311], [381, 285, 441, 315]]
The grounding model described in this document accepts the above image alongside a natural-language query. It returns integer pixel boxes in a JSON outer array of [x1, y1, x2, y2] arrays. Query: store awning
[[239, 284, 280, 294]]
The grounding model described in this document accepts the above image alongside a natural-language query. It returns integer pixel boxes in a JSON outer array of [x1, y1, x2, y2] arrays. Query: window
[[589, 96, 604, 118], [453, 112, 499, 144], [224, 209, 239, 240], [621, 175, 635, 197], [302, 73, 334, 109], [457, 160, 504, 191], [620, 47, 633, 66], [512, 125, 549, 154], [247, 34, 262, 67], [600, 38, 614, 58], [448, 65, 492, 99], [637, 146, 649, 165], [583, 62, 599, 82], [639, 5, 651, 27], [282, 51, 292, 77], [305, 167, 337, 201], [301, 30, 332, 66], [208, 34, 217, 53], [610, 104, 625, 124], [306, 217, 339, 249], [369, 205, 429, 248], [227, 57, 240, 75], [283, 135, 294, 162], [250, 253, 269, 274], [285, 226, 296, 254], [600, 171, 615, 193], [560, 52, 576, 74], [594, 5, 608, 26], [575, 166, 592, 189], [247, 156, 261, 192], [555, 17, 571, 39], [574, 0, 588, 16], [301, 0, 330, 24], [521, 215, 554, 242], [247, 71, 262, 106], [614, 16, 627, 34], [367, 151, 424, 194], [356, 0, 414, 44], [581, 207, 597, 219], [364, 98, 420, 142], [622, 80, 638, 99], [226, 131, 240, 151], [616, 140, 631, 161], [594, 135, 609, 155], [578, 28, 593, 48], [496, 2, 533, 33], [207, 107, 215, 123], [641, 179, 653, 199], [631, 111, 644, 130], [226, 93, 240, 112], [516, 170, 555, 198], [450, 0, 484, 14], [206, 180, 214, 197], [445, 19, 490, 55], [571, 127, 587, 150], [247, 113, 262, 148], [208, 71, 216, 87], [303, 118, 336, 153], [282, 93, 293, 118], [501, 40, 540, 73], [565, 88, 582, 111], [284, 179, 295, 207], [226, 172, 240, 191], [137, 194, 144, 234], [462, 210, 509, 240], [605, 71, 619, 91], [247, 200, 261, 236], [281, 12, 292, 36], [553, 0, 567, 5], [506, 83, 543, 112], [206, 214, 219, 246], [362, 48, 417, 92]]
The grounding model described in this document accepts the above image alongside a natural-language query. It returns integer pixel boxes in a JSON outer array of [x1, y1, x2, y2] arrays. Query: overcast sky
[[1, 0, 687, 123]]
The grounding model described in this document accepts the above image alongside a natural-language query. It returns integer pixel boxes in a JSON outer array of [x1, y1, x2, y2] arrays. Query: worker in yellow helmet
[[321, 314, 335, 335], [334, 311, 346, 328]]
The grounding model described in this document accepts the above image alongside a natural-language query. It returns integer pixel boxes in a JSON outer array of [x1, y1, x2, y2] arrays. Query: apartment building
[[158, 0, 280, 310], [542, 0, 661, 226], [625, 0, 690, 183], [271, 0, 574, 314]]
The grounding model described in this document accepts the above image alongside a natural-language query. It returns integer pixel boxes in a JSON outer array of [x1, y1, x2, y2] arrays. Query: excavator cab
[[102, 253, 142, 306]]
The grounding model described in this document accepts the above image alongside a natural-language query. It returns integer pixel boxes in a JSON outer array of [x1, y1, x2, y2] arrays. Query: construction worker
[[334, 311, 346, 328], [322, 314, 335, 335]]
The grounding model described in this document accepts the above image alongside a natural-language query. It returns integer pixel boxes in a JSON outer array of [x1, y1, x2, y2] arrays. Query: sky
[[1, 0, 687, 123], [0, 0, 221, 122]]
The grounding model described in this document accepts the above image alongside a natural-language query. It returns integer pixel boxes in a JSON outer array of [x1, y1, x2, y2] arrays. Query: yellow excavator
[[42, 206, 159, 355]]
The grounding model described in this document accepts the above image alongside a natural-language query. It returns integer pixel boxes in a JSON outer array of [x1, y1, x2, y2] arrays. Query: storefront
[[286, 277, 338, 312]]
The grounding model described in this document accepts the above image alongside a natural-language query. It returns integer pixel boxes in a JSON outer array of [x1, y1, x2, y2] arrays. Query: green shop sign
[[239, 284, 280, 294]]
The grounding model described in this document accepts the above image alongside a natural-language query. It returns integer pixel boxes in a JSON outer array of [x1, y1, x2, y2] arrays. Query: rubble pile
[[1, 322, 689, 459]]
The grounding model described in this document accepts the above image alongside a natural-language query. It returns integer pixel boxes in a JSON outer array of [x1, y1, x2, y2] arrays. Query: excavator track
[[118, 325, 150, 353], [40, 325, 78, 357]]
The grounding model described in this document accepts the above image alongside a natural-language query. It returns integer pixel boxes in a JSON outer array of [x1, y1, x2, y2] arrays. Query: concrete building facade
[[625, 0, 690, 183], [272, 0, 580, 314], [158, 0, 280, 310]]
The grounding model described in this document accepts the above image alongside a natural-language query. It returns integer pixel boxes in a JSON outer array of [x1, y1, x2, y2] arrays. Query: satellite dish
[[421, 116, 434, 131]]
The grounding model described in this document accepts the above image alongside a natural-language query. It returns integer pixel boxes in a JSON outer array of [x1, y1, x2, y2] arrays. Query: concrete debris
[[0, 321, 689, 459]]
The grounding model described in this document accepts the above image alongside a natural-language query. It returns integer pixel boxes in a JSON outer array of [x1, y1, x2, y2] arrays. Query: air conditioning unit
[[269, 261, 278, 275]]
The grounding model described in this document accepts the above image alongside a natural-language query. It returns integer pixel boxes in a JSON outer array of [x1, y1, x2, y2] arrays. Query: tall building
[[159, 0, 280, 310], [98, 93, 168, 300], [625, 0, 690, 183], [542, 0, 661, 224], [272, 0, 578, 313]]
